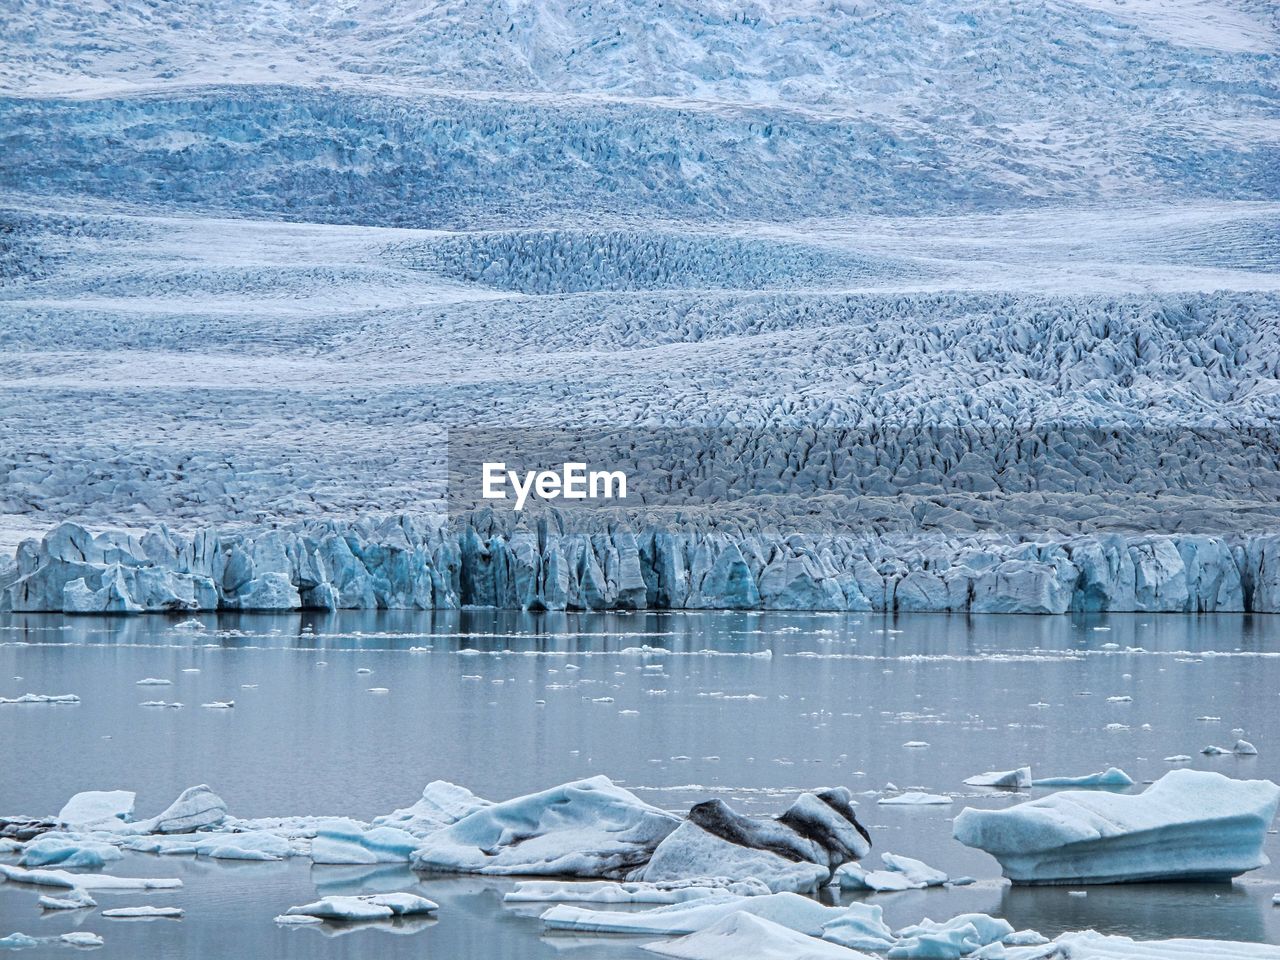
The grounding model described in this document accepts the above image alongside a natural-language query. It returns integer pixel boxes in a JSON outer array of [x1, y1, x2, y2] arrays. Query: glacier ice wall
[[6, 516, 1280, 615]]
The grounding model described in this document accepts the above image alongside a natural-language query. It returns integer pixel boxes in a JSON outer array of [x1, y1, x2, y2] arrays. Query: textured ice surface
[[409, 775, 679, 878], [540, 891, 845, 935], [641, 789, 869, 893], [644, 911, 876, 960], [954, 769, 1280, 884], [964, 769, 1033, 790], [283, 893, 438, 921], [0, 863, 181, 890], [1048, 930, 1280, 958]]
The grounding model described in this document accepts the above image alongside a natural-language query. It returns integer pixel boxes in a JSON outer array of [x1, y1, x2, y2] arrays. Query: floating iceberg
[[965, 769, 1032, 790], [834, 863, 922, 892], [371, 781, 492, 837], [19, 836, 122, 869], [38, 889, 96, 910], [59, 932, 103, 947], [880, 852, 948, 887], [138, 785, 227, 834], [644, 911, 876, 960], [640, 789, 868, 894], [819, 902, 896, 951], [311, 820, 419, 864], [56, 791, 134, 830], [1049, 931, 1280, 958], [505, 877, 769, 903], [101, 906, 183, 919], [542, 891, 845, 935], [284, 893, 438, 921], [888, 913, 1016, 959], [0, 863, 181, 890], [954, 770, 1280, 884], [879, 793, 952, 806], [410, 776, 678, 878], [1031, 769, 1133, 788], [0, 694, 79, 705]]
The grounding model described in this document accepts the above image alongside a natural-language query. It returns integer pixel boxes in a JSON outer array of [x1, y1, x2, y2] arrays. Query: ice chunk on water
[[56, 791, 135, 830], [139, 785, 227, 833], [38, 888, 96, 910], [283, 893, 438, 921], [1235, 740, 1259, 756], [410, 776, 678, 878], [887, 913, 1017, 959], [59, 932, 103, 946], [965, 768, 1032, 789], [820, 902, 896, 951], [641, 789, 869, 894], [542, 891, 845, 935], [19, 836, 123, 869], [0, 934, 38, 948], [372, 780, 492, 837], [879, 792, 952, 805], [644, 911, 877, 960], [101, 906, 183, 919], [880, 852, 948, 887], [0, 694, 79, 705], [505, 877, 770, 903], [310, 820, 419, 864], [1031, 768, 1133, 788], [954, 769, 1280, 884], [0, 863, 181, 890], [640, 821, 830, 894], [832, 863, 921, 891], [1050, 931, 1280, 958]]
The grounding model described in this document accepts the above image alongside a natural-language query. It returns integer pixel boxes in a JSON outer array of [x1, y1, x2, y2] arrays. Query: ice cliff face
[[5, 517, 1280, 614]]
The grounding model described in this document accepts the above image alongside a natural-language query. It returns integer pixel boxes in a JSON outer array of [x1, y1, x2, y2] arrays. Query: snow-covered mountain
[[2, 0, 1278, 611]]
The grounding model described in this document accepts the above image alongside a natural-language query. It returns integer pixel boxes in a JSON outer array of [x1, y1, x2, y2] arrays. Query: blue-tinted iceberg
[[954, 770, 1280, 884]]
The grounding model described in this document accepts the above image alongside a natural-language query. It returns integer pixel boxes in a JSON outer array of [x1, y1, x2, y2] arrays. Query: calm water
[[3, 610, 1280, 957]]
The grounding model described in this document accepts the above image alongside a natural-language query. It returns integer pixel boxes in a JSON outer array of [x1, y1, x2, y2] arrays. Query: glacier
[[1, 0, 1279, 611], [953, 769, 1280, 885]]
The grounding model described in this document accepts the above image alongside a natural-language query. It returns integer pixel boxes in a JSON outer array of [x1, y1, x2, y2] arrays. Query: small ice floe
[[173, 619, 206, 632], [954, 769, 1280, 884], [880, 852, 949, 887], [366, 687, 389, 694], [1197, 716, 1222, 722], [60, 932, 104, 947], [1104, 723, 1128, 731], [0, 934, 39, 948], [1165, 755, 1193, 762], [834, 863, 918, 892], [101, 906, 183, 919], [136, 678, 172, 686], [1052, 930, 1280, 957], [964, 768, 1032, 789], [542, 891, 844, 935], [1203, 745, 1230, 755], [1273, 892, 1280, 905], [1031, 768, 1133, 788], [140, 701, 183, 708], [356, 668, 373, 675], [39, 889, 97, 910], [504, 878, 769, 904], [0, 863, 182, 890], [644, 911, 854, 960], [891, 913, 1017, 958], [878, 792, 952, 805], [181, 668, 200, 673], [240, 684, 257, 689], [1235, 740, 1259, 756], [819, 901, 896, 951], [20, 836, 123, 869], [1106, 696, 1132, 703], [0, 693, 79, 705], [903, 741, 930, 749], [201, 700, 234, 709], [281, 893, 438, 922], [57, 790, 135, 829]]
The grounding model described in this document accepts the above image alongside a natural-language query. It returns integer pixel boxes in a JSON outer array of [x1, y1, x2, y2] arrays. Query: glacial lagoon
[[3, 610, 1280, 957]]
